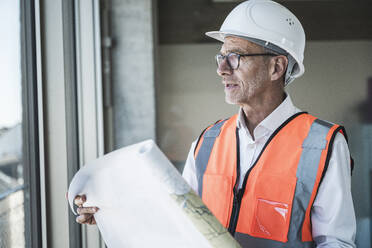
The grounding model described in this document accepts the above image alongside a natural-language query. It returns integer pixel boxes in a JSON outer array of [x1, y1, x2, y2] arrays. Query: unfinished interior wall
[[157, 41, 372, 159], [157, 41, 372, 246], [110, 0, 156, 148]]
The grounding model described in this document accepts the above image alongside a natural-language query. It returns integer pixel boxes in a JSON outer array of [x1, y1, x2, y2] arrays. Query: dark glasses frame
[[216, 52, 278, 70]]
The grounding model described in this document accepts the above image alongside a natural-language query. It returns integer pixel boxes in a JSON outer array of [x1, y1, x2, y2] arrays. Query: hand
[[73, 194, 99, 225]]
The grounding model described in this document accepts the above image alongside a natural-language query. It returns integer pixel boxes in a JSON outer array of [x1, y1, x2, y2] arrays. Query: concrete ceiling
[[158, 0, 372, 44]]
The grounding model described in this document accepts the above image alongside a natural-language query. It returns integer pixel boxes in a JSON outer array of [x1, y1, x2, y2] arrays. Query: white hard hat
[[206, 0, 306, 85]]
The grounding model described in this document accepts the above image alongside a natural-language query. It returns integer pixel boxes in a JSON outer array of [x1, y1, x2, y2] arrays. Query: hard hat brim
[[206, 30, 271, 43], [205, 31, 226, 42]]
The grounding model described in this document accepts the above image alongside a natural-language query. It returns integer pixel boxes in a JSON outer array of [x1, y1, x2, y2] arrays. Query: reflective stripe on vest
[[194, 113, 344, 248], [287, 119, 333, 244], [195, 119, 227, 197]]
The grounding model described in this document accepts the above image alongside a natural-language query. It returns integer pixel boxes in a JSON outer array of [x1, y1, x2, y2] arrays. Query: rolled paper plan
[[68, 139, 241, 248]]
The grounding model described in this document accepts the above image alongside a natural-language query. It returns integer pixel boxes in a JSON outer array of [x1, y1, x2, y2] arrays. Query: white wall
[[287, 41, 372, 126], [158, 41, 372, 161], [157, 44, 236, 162]]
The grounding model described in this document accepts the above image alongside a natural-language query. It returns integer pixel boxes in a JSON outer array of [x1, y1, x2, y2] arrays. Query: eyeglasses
[[215, 52, 278, 70]]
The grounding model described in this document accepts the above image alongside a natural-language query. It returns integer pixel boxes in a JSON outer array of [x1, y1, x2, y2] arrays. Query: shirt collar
[[237, 94, 300, 136]]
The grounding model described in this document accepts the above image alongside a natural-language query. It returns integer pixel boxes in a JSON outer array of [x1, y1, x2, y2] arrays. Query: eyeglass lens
[[216, 53, 239, 70]]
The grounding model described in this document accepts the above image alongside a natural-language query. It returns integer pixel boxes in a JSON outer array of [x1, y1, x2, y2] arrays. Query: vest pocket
[[251, 175, 297, 242], [202, 174, 233, 227], [252, 198, 290, 242]]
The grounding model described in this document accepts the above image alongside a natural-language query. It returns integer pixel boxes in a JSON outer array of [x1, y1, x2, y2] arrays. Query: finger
[[87, 216, 96, 225], [65, 192, 68, 200], [76, 214, 96, 225], [77, 207, 99, 215], [74, 195, 86, 206], [76, 213, 92, 224]]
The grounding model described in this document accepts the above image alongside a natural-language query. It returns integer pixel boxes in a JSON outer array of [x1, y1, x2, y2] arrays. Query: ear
[[269, 56, 288, 82]]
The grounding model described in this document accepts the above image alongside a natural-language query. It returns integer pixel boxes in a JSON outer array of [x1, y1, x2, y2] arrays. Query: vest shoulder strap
[[288, 117, 335, 242], [194, 118, 229, 196], [193, 119, 227, 156]]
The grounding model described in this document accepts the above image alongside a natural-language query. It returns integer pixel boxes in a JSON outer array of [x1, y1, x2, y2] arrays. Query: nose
[[217, 57, 233, 77]]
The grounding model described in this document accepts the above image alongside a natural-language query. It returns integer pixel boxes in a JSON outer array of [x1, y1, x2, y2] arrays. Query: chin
[[225, 96, 239, 105]]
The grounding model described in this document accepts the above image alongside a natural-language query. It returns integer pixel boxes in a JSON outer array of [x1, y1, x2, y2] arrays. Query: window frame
[[20, 0, 43, 247]]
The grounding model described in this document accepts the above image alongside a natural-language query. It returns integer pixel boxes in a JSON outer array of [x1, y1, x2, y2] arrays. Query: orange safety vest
[[194, 112, 352, 248]]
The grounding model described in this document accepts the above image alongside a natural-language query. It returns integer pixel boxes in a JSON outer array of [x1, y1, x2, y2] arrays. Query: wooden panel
[[158, 0, 372, 44]]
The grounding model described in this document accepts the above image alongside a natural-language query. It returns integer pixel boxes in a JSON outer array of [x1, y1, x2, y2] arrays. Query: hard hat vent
[[250, 2, 299, 41], [286, 18, 295, 26]]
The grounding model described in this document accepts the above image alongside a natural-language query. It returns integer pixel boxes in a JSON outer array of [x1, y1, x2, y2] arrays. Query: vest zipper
[[227, 128, 258, 236], [228, 168, 254, 235], [228, 128, 242, 235], [227, 188, 244, 235]]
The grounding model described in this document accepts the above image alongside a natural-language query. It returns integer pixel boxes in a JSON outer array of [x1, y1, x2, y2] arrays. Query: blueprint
[[67, 140, 240, 248]]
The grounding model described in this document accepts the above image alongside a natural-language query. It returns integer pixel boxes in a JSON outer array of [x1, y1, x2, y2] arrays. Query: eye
[[227, 53, 238, 59], [227, 53, 239, 69]]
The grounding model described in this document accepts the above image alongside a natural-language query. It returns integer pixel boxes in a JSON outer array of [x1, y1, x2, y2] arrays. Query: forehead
[[220, 36, 264, 53]]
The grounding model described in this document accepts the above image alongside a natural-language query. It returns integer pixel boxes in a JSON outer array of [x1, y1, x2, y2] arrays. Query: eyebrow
[[220, 49, 250, 55]]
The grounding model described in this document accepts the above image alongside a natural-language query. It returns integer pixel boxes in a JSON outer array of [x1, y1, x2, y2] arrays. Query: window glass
[[0, 0, 26, 247]]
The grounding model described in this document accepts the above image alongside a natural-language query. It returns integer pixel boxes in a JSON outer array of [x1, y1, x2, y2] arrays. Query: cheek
[[236, 71, 259, 88], [237, 63, 260, 81], [234, 61, 269, 88], [247, 66, 269, 84], [254, 69, 268, 83]]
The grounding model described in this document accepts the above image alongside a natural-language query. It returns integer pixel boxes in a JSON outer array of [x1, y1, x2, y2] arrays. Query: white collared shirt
[[182, 95, 356, 247]]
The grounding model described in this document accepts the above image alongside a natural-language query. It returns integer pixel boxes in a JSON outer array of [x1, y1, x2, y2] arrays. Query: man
[[181, 0, 356, 247], [75, 0, 356, 247]]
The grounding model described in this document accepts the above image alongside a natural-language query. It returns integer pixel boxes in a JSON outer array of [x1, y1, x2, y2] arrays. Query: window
[[0, 0, 42, 247], [0, 0, 26, 246]]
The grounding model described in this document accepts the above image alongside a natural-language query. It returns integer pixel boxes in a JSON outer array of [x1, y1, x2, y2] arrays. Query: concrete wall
[[157, 40, 372, 246], [111, 0, 157, 148]]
